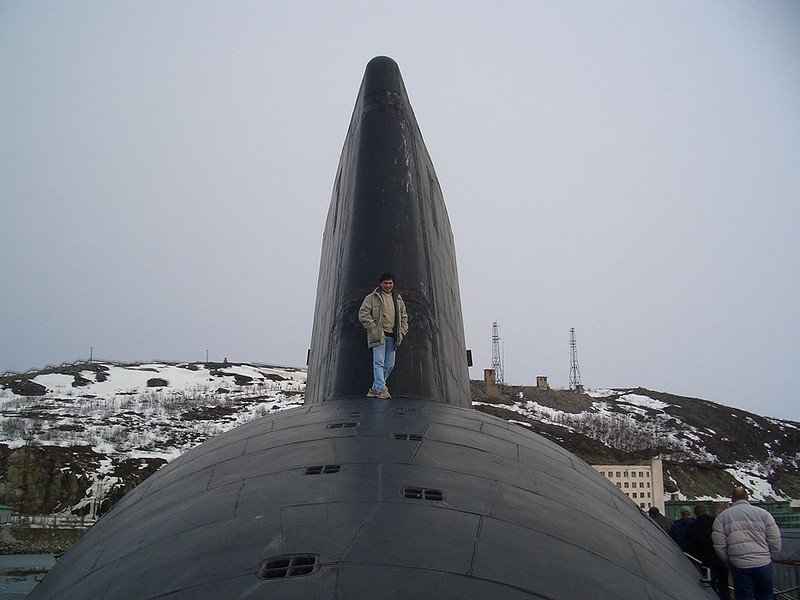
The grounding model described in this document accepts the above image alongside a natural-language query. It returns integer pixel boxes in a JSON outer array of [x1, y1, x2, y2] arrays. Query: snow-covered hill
[[0, 361, 305, 516], [472, 383, 799, 502], [0, 361, 797, 518], [1, 361, 305, 452]]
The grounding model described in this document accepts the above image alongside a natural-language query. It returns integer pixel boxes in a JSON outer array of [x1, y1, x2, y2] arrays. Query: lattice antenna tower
[[491, 321, 504, 385], [569, 327, 583, 390]]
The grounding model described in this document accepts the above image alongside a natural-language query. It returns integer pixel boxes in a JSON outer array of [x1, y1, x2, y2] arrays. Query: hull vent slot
[[305, 465, 342, 475], [403, 487, 444, 501], [258, 554, 319, 579]]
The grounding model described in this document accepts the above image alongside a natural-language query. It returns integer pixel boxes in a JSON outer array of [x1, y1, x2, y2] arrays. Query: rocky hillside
[[472, 382, 800, 500], [0, 361, 797, 519]]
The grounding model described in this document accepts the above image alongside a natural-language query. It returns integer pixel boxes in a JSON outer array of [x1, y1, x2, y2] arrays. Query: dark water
[[0, 554, 56, 599]]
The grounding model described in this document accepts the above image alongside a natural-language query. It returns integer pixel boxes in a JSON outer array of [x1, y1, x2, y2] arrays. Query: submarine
[[29, 57, 716, 599]]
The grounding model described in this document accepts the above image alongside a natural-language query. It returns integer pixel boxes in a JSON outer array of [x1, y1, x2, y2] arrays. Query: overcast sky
[[1, 1, 798, 420]]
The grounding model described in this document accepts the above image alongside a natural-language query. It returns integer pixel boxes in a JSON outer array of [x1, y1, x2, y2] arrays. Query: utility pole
[[569, 327, 583, 392], [21, 431, 33, 515], [491, 321, 504, 386]]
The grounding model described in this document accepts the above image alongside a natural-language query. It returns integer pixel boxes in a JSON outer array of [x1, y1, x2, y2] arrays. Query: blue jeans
[[372, 335, 395, 392], [731, 564, 773, 600]]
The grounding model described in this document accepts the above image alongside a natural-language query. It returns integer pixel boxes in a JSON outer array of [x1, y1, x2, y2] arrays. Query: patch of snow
[[128, 448, 183, 462], [587, 389, 620, 398], [23, 363, 306, 399], [92, 442, 116, 455], [617, 393, 670, 411], [591, 401, 613, 412], [32, 373, 76, 392], [725, 463, 786, 501], [97, 457, 115, 475]]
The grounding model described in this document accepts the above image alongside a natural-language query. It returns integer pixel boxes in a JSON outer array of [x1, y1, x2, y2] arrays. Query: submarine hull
[[30, 399, 714, 599]]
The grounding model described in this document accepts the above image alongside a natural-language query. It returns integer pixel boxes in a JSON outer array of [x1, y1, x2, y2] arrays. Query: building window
[[647, 482, 650, 488], [624, 482, 629, 488], [639, 471, 645, 477], [647, 493, 650, 498], [616, 482, 621, 488], [632, 471, 637, 477], [632, 492, 637, 498], [616, 471, 621, 477], [640, 503, 646, 508], [623, 471, 629, 477], [645, 472, 649, 478], [639, 482, 644, 488]]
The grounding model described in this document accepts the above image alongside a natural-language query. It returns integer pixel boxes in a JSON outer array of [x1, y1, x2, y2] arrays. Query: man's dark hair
[[378, 272, 394, 283], [648, 507, 659, 517]]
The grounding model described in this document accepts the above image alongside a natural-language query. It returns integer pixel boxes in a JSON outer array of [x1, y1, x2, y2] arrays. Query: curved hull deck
[[31, 398, 713, 599]]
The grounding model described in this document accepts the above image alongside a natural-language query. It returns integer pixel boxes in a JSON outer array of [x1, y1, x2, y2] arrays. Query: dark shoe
[[367, 389, 379, 397]]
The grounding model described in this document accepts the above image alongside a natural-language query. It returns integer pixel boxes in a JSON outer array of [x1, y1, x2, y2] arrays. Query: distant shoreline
[[0, 525, 84, 555]]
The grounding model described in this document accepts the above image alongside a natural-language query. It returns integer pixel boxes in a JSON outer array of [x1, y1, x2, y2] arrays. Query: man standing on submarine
[[358, 272, 409, 398]]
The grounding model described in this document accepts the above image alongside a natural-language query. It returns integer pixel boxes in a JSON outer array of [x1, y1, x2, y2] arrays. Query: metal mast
[[491, 321, 504, 385], [569, 327, 582, 390]]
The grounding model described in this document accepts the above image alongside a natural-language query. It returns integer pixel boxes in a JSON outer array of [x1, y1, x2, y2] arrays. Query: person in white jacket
[[712, 487, 782, 600]]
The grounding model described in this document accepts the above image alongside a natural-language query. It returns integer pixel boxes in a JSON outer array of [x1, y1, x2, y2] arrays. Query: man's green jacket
[[358, 288, 409, 349]]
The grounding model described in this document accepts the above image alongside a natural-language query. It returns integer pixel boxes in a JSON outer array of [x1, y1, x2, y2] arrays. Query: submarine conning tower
[[305, 56, 471, 407]]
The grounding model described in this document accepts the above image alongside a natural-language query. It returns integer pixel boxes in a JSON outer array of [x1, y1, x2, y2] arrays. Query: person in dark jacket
[[648, 506, 674, 534], [670, 506, 696, 551], [687, 505, 730, 600]]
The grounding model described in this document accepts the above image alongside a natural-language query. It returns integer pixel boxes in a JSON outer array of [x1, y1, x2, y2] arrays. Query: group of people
[[648, 488, 782, 600]]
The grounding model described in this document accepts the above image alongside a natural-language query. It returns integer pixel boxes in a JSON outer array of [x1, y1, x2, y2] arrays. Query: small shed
[[0, 504, 14, 523]]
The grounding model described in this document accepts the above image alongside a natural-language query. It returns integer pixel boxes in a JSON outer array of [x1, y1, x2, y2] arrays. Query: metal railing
[[774, 559, 800, 600], [9, 514, 96, 529]]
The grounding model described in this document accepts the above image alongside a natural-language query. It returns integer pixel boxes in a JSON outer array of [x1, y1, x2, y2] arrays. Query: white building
[[591, 458, 665, 512]]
